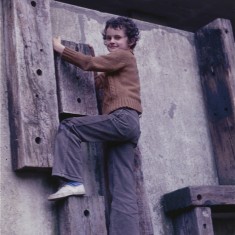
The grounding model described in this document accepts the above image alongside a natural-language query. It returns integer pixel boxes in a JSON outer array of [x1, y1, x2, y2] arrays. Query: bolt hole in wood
[[197, 194, 202, 200], [225, 29, 229, 34], [35, 137, 42, 144], [36, 69, 42, 76], [77, 98, 81, 103], [203, 224, 207, 229], [31, 1, 36, 7], [83, 209, 90, 217]]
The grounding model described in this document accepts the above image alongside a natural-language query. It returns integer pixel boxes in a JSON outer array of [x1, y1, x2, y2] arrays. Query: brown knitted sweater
[[62, 47, 142, 114]]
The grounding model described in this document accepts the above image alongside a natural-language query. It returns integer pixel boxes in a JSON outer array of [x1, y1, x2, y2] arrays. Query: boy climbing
[[49, 16, 142, 235]]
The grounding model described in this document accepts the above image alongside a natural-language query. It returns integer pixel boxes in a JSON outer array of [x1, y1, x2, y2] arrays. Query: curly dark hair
[[102, 17, 140, 49]]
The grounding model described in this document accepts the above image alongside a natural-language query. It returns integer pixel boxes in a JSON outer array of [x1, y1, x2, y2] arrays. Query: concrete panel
[[136, 23, 219, 233], [50, 2, 112, 56], [50, 3, 218, 234]]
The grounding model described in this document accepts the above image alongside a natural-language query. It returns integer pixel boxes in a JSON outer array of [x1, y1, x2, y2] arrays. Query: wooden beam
[[172, 207, 214, 235], [134, 147, 154, 234], [163, 186, 235, 214], [57, 196, 107, 235], [194, 18, 235, 184], [3, 0, 59, 170], [54, 40, 98, 118]]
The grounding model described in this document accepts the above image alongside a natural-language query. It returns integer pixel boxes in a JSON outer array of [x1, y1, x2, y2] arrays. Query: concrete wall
[[50, 2, 218, 234], [0, 1, 218, 234], [136, 25, 218, 233], [0, 2, 57, 235]]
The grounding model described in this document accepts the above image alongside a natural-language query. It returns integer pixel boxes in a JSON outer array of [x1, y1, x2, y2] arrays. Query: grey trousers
[[52, 108, 141, 235]]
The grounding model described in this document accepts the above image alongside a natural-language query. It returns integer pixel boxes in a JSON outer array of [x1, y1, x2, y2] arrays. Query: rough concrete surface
[[1, 1, 218, 234], [51, 2, 218, 234], [136, 24, 219, 233]]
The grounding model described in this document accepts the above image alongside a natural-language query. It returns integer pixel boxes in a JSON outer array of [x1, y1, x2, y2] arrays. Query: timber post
[[54, 40, 98, 119], [3, 0, 59, 170], [195, 18, 235, 185], [57, 196, 107, 235], [54, 41, 107, 234]]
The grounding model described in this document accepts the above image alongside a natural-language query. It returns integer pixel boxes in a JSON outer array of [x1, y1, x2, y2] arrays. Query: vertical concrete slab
[[50, 2, 111, 56], [50, 2, 218, 234], [50, 3, 154, 234], [136, 22, 219, 234]]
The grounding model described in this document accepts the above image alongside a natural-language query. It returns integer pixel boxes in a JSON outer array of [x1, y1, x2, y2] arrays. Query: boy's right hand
[[53, 36, 65, 54]]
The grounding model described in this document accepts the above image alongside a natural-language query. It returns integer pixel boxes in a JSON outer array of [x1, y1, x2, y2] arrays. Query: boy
[[49, 16, 142, 235]]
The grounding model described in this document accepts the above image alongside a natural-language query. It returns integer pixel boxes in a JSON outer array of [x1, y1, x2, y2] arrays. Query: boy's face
[[104, 27, 133, 52]]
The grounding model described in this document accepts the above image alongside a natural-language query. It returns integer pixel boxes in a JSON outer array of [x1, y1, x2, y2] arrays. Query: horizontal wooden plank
[[163, 186, 235, 214]]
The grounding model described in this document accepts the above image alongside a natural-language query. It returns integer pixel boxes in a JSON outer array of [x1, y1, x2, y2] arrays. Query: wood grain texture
[[57, 196, 107, 235], [172, 207, 214, 235], [195, 19, 235, 184], [54, 40, 98, 118], [3, 0, 59, 170], [134, 147, 154, 235], [163, 186, 235, 214]]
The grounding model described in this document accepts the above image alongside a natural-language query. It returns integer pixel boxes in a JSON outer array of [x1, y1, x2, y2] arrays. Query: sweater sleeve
[[95, 72, 105, 89], [61, 47, 126, 72]]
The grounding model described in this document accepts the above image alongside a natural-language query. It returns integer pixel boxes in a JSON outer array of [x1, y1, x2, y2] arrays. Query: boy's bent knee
[[59, 118, 75, 130]]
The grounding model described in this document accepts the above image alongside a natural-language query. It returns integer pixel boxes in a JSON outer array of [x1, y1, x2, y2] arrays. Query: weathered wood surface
[[3, 0, 59, 170], [134, 147, 154, 235], [163, 186, 235, 235], [195, 19, 235, 184], [172, 207, 214, 235], [82, 142, 105, 196], [54, 40, 98, 118], [163, 186, 235, 214], [57, 196, 107, 235]]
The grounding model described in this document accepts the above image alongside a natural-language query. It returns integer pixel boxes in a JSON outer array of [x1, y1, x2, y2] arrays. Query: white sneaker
[[48, 184, 86, 201]]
